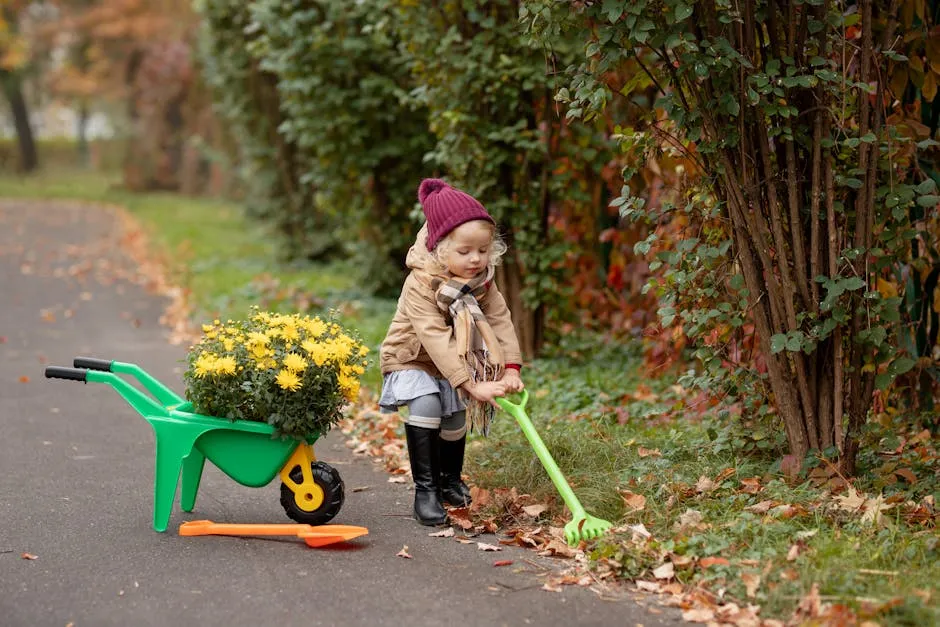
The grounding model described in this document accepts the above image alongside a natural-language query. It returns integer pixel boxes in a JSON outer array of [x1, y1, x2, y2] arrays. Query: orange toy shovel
[[179, 520, 369, 548]]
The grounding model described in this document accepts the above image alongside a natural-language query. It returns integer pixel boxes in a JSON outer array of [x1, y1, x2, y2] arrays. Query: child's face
[[440, 220, 494, 279]]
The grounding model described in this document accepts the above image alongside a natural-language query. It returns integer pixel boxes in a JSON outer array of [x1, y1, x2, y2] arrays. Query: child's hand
[[500, 369, 525, 393], [461, 381, 508, 406]]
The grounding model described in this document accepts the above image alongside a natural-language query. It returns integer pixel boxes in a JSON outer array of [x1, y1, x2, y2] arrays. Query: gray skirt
[[379, 369, 466, 417]]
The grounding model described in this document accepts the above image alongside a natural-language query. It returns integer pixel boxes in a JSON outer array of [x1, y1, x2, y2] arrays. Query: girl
[[379, 178, 525, 526]]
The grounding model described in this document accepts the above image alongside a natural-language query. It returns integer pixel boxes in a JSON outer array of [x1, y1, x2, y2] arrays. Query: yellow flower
[[275, 369, 302, 392], [222, 338, 235, 352], [303, 340, 330, 366], [280, 324, 300, 342], [303, 317, 327, 338], [250, 343, 271, 360], [193, 353, 216, 378], [215, 356, 237, 375], [337, 371, 360, 402], [283, 353, 308, 373], [359, 345, 370, 356], [247, 332, 270, 346]]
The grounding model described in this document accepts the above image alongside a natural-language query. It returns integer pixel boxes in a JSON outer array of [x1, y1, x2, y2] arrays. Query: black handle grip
[[45, 367, 88, 382], [73, 357, 113, 371]]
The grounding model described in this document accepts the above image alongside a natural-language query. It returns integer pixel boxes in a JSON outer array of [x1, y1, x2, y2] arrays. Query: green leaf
[[674, 3, 693, 21], [888, 356, 916, 376], [842, 277, 867, 291], [770, 334, 787, 354], [916, 194, 940, 207]]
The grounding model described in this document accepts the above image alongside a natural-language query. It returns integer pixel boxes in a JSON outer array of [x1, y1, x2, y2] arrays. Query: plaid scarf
[[429, 266, 505, 435]]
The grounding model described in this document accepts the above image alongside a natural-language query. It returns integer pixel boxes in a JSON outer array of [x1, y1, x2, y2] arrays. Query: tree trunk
[[76, 100, 90, 167], [2, 73, 38, 173]]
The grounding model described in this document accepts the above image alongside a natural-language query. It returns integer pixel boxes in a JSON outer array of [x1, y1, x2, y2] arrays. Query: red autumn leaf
[[447, 507, 474, 530], [493, 560, 513, 567], [894, 468, 917, 484], [21, 552, 38, 560]]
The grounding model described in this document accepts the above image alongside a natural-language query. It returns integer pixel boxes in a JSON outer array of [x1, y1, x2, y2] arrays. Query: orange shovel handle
[[178, 520, 369, 547], [180, 521, 311, 537]]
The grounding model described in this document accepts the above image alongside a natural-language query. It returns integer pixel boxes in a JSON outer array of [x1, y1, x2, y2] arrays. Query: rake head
[[564, 513, 613, 546]]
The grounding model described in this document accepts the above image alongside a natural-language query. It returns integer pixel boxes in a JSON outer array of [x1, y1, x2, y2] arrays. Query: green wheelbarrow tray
[[495, 390, 613, 546], [45, 358, 336, 533]]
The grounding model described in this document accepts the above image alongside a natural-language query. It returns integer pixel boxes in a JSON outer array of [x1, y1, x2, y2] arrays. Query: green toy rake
[[495, 390, 613, 546]]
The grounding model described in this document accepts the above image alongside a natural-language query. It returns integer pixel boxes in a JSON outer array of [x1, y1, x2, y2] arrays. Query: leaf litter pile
[[342, 403, 938, 626]]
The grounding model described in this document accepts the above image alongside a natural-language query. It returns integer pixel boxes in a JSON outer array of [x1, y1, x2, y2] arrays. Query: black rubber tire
[[279, 461, 345, 525]]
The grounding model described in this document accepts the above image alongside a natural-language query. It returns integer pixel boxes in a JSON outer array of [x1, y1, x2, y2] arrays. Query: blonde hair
[[430, 220, 508, 272]]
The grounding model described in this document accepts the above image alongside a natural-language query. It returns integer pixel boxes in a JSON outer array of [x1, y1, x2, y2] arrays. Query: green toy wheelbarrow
[[44, 357, 345, 533]]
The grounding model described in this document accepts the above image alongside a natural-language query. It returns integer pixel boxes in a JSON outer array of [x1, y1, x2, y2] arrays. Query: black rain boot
[[405, 424, 448, 525], [439, 435, 473, 507]]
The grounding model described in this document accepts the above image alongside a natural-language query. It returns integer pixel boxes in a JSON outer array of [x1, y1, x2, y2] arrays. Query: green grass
[[0, 167, 395, 390]]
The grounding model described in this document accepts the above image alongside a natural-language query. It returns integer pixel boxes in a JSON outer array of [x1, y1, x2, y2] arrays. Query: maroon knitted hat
[[418, 178, 495, 250]]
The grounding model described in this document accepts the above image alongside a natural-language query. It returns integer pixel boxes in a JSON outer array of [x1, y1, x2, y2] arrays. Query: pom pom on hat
[[418, 178, 448, 204], [417, 178, 494, 250]]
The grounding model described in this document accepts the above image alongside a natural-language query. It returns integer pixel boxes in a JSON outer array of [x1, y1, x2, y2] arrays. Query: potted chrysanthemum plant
[[183, 308, 368, 439]]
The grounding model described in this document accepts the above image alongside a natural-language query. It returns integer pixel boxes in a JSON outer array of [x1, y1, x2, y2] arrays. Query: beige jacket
[[380, 225, 523, 389]]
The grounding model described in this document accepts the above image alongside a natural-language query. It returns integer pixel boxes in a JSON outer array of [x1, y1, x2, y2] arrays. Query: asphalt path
[[0, 199, 683, 627]]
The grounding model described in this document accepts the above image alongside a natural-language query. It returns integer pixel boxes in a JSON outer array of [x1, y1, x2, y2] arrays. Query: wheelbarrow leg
[[180, 449, 206, 513], [149, 419, 202, 533]]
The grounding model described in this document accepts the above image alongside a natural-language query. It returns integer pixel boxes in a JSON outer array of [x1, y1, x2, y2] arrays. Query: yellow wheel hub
[[279, 444, 325, 512]]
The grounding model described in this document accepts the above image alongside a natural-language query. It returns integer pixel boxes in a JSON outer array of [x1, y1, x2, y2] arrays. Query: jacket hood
[[405, 223, 436, 272]]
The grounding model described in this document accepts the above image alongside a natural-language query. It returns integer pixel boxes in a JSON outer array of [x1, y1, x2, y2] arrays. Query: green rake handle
[[495, 391, 612, 545], [495, 390, 588, 521]]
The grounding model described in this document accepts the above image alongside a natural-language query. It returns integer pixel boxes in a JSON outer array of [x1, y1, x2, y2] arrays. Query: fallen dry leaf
[[698, 557, 729, 568], [447, 507, 474, 531], [652, 562, 675, 580], [746, 500, 774, 514], [894, 468, 917, 485], [741, 572, 761, 598], [681, 608, 715, 622], [21, 553, 38, 560], [786, 543, 802, 561], [695, 475, 716, 493], [538, 538, 577, 558], [387, 476, 407, 484], [620, 490, 647, 511], [835, 486, 866, 513], [521, 503, 548, 518], [477, 542, 502, 552], [637, 446, 662, 458], [428, 528, 455, 538], [714, 467, 736, 483], [740, 477, 762, 494], [636, 580, 661, 592], [351, 486, 371, 492], [18, 376, 29, 383], [492, 559, 513, 567], [396, 545, 413, 559]]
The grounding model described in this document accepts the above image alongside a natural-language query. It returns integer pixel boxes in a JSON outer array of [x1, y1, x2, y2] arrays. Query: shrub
[[183, 309, 368, 438]]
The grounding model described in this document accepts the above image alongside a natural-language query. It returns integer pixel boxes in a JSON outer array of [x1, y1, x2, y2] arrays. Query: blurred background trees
[[3, 0, 938, 470]]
